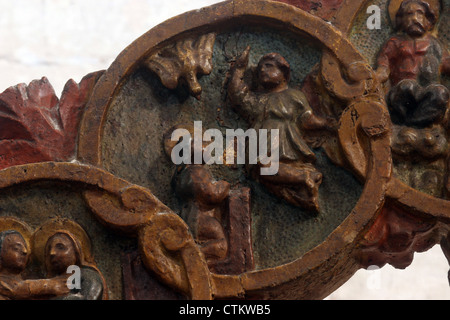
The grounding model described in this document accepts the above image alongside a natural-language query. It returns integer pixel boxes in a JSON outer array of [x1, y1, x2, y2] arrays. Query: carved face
[[258, 59, 287, 91], [45, 233, 78, 276], [400, 2, 432, 37], [0, 233, 29, 274]]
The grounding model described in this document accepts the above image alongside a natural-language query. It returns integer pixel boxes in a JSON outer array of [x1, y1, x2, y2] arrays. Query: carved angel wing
[[144, 33, 216, 100]]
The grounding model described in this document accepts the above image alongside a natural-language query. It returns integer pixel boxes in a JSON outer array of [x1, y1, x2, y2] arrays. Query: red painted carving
[[0, 71, 104, 169], [275, 0, 344, 20], [358, 205, 439, 269]]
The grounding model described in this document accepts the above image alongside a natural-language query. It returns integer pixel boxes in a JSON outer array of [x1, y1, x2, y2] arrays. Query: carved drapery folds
[[0, 0, 449, 300]]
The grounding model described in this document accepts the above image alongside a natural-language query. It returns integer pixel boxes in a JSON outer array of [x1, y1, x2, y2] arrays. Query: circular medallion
[[76, 0, 391, 299]]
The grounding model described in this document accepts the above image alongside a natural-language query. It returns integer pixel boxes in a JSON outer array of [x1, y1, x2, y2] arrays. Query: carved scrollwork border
[[0, 162, 214, 299]]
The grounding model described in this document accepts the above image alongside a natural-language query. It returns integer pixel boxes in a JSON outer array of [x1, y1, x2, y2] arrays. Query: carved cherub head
[[0, 230, 29, 275], [394, 0, 439, 36]]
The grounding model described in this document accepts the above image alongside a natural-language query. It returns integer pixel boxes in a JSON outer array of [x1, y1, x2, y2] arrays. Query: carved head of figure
[[0, 230, 29, 275], [257, 53, 291, 92], [44, 231, 81, 277], [33, 219, 94, 274], [33, 219, 108, 300], [395, 0, 438, 37]]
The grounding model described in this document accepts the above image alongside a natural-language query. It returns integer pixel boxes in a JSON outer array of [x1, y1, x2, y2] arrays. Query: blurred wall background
[[0, 0, 448, 300]]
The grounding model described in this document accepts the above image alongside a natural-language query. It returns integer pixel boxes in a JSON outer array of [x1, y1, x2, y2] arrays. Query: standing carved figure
[[376, 0, 450, 127], [228, 46, 334, 212], [375, 0, 450, 197]]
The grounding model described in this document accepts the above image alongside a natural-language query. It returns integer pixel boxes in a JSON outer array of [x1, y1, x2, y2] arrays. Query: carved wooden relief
[[0, 0, 448, 300], [329, 0, 450, 274], [0, 217, 106, 300]]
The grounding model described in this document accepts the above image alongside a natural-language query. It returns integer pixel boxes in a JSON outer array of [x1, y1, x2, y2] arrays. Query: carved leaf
[[0, 71, 104, 170]]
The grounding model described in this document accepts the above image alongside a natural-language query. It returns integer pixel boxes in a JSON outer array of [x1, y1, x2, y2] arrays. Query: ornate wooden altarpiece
[[0, 0, 449, 300]]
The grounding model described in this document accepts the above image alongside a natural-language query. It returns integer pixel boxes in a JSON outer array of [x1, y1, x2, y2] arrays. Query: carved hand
[[47, 276, 71, 296], [0, 279, 15, 296], [325, 116, 339, 132], [228, 45, 252, 106], [375, 66, 390, 84], [303, 113, 338, 132], [235, 46, 251, 70]]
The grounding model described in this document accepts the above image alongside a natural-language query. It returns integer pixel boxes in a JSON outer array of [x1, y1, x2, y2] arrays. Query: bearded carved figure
[[374, 0, 450, 198]]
